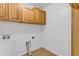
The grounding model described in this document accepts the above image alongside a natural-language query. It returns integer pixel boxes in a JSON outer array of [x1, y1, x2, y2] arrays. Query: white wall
[[41, 3, 71, 56], [0, 21, 44, 56], [0, 3, 71, 56]]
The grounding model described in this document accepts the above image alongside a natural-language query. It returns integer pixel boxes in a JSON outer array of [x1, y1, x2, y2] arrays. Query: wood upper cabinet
[[8, 3, 21, 22], [33, 7, 46, 25], [0, 3, 8, 20], [28, 9, 35, 24], [21, 7, 29, 23], [41, 10, 46, 24], [0, 3, 46, 25], [21, 7, 35, 24]]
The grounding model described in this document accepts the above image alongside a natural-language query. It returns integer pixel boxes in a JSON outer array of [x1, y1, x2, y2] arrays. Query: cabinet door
[[33, 8, 41, 24], [22, 7, 29, 23], [33, 8, 46, 25], [41, 10, 46, 25], [9, 3, 21, 22], [0, 3, 8, 20], [29, 9, 35, 24]]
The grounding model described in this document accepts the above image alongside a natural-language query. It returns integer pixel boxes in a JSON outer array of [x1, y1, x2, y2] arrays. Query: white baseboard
[[18, 46, 61, 56], [42, 47, 59, 56]]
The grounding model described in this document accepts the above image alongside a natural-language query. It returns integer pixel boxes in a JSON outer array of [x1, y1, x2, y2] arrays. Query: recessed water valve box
[[2, 34, 10, 40]]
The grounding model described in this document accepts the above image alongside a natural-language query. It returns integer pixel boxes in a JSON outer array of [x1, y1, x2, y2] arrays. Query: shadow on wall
[[0, 21, 45, 34]]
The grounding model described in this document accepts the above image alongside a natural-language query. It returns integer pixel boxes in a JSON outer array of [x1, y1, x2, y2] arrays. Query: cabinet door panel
[[33, 8, 46, 25], [29, 9, 35, 24], [41, 11, 46, 24], [22, 8, 29, 23], [9, 3, 21, 22], [0, 3, 8, 20], [33, 8, 41, 24]]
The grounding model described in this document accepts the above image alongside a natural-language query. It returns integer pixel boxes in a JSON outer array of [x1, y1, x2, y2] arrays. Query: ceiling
[[22, 3, 51, 9]]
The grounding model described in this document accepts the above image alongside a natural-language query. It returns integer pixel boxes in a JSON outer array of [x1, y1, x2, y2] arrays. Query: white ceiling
[[22, 3, 51, 9]]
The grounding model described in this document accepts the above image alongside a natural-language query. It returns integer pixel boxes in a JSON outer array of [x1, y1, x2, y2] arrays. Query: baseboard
[[42, 47, 59, 56], [41, 47, 58, 56], [22, 47, 57, 56]]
